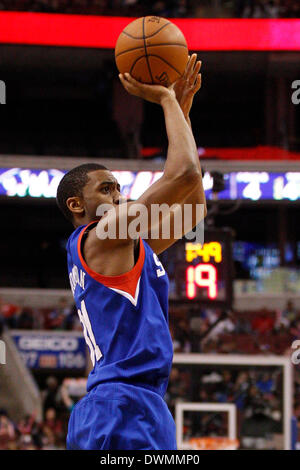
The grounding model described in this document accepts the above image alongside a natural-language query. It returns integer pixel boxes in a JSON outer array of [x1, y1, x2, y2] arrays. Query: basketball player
[[56, 54, 206, 450]]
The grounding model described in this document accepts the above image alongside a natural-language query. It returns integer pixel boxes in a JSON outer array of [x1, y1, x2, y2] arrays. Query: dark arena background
[[0, 0, 300, 452]]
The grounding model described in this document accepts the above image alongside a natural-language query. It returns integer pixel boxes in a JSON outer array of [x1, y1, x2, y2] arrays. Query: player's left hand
[[174, 53, 202, 120]]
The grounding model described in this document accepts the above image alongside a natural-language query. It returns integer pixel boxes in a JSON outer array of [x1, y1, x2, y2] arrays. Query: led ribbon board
[[0, 14, 299, 50], [1, 168, 300, 202]]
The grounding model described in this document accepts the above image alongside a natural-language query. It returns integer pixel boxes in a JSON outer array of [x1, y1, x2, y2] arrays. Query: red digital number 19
[[186, 264, 218, 300]]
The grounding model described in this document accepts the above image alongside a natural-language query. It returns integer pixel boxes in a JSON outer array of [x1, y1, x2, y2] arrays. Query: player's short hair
[[56, 163, 108, 222]]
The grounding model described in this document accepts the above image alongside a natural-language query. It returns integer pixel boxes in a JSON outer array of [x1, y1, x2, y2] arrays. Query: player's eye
[[101, 186, 110, 194]]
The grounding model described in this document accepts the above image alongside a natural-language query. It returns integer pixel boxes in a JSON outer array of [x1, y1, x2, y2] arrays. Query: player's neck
[[74, 216, 99, 229]]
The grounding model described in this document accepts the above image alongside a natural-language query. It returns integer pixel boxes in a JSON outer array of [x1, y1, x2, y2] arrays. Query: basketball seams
[[129, 55, 142, 75], [121, 21, 171, 41], [115, 17, 188, 85], [115, 43, 187, 59], [129, 55, 147, 78], [126, 53, 184, 84], [148, 54, 183, 76], [142, 17, 154, 84], [115, 46, 144, 59]]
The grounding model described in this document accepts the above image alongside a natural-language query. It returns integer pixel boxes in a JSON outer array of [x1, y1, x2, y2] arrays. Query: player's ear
[[67, 196, 85, 217]]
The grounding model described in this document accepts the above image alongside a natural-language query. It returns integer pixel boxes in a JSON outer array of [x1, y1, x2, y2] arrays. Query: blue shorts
[[66, 382, 177, 450]]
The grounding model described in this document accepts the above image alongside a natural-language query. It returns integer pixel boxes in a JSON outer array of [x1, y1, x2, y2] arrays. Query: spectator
[[18, 433, 38, 450], [45, 297, 71, 330], [60, 382, 75, 412], [264, 0, 280, 17], [62, 303, 77, 330], [280, 299, 298, 327], [17, 411, 42, 449], [242, 0, 268, 17], [42, 376, 62, 413], [170, 323, 181, 352], [16, 308, 34, 329], [205, 311, 235, 341], [256, 372, 275, 394], [0, 296, 21, 329], [41, 408, 64, 449], [174, 319, 192, 352], [290, 319, 300, 340], [251, 310, 275, 334], [0, 410, 16, 450]]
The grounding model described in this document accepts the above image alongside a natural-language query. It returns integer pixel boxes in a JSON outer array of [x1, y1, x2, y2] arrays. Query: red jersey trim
[[77, 221, 145, 299]]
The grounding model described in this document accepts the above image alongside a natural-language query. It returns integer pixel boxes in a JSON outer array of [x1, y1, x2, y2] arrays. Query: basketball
[[115, 16, 189, 87]]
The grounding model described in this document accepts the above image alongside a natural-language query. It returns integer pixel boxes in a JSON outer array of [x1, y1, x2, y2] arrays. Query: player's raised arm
[[119, 72, 201, 189], [93, 63, 206, 253], [147, 54, 206, 253]]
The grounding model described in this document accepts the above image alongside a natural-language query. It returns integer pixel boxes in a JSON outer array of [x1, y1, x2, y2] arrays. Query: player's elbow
[[163, 164, 203, 200], [176, 164, 202, 186]]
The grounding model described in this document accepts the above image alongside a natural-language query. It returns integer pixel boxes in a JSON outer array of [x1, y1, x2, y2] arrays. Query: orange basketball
[[115, 16, 189, 87]]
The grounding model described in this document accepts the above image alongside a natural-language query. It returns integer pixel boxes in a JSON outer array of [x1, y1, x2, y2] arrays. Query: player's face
[[82, 170, 122, 221]]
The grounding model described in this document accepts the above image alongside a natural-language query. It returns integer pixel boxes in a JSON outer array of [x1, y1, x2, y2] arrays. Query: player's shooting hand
[[119, 73, 175, 105], [174, 53, 202, 120]]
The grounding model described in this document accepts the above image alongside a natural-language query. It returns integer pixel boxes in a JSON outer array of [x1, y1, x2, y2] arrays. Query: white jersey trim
[[108, 277, 141, 307]]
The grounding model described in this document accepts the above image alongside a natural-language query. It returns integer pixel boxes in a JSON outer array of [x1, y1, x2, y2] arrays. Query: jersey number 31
[[78, 300, 102, 367]]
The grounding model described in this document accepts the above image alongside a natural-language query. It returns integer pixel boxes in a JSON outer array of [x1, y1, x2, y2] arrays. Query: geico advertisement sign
[[17, 336, 79, 352]]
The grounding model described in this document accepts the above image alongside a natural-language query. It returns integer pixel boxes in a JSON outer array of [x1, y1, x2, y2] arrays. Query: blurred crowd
[[166, 366, 285, 448], [167, 299, 300, 448], [0, 296, 80, 332], [0, 0, 299, 18], [0, 0, 193, 17], [0, 297, 299, 449], [236, 0, 300, 18], [170, 300, 299, 355], [0, 407, 66, 450], [0, 375, 72, 450], [1, 366, 296, 449], [1, 295, 299, 343]]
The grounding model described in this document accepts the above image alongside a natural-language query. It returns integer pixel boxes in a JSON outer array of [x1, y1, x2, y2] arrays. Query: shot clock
[[165, 229, 234, 308], [185, 242, 222, 301]]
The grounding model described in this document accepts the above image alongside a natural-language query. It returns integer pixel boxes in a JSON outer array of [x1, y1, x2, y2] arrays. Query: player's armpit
[[82, 227, 137, 277]]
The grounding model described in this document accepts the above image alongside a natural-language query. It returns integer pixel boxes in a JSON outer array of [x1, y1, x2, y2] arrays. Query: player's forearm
[[161, 95, 200, 181], [183, 115, 206, 213], [185, 115, 201, 172]]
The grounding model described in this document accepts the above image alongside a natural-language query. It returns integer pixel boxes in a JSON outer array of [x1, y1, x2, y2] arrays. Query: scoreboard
[[165, 229, 234, 308]]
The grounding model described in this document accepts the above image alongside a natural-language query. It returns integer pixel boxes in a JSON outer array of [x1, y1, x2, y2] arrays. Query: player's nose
[[114, 195, 126, 205]]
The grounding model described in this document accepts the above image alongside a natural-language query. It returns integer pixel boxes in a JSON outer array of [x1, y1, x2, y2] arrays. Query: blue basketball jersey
[[66, 221, 174, 398]]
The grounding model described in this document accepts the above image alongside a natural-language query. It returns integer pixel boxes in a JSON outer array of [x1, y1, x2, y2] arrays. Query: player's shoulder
[[67, 223, 88, 252], [141, 238, 163, 262], [141, 238, 153, 253]]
